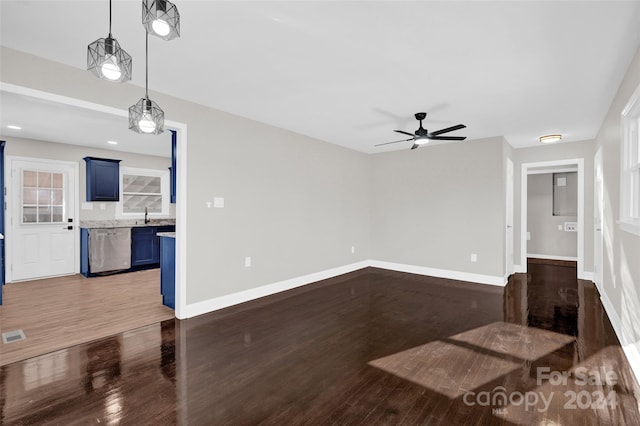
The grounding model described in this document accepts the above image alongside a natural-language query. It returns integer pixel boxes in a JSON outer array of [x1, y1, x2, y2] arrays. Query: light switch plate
[[557, 177, 567, 187], [81, 202, 93, 210], [214, 197, 225, 208]]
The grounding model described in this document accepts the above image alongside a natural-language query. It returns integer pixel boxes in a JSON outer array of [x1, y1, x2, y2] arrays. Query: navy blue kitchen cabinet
[[131, 227, 159, 266], [170, 130, 177, 204], [84, 157, 121, 201], [160, 235, 175, 309]]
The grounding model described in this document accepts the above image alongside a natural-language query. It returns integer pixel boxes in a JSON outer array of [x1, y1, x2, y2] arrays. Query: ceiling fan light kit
[[539, 134, 562, 144], [143, 0, 180, 40], [87, 0, 132, 83], [375, 112, 467, 150]]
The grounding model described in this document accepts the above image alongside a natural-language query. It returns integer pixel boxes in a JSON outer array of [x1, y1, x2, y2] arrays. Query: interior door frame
[[520, 158, 587, 279], [505, 157, 514, 279], [593, 147, 604, 292], [5, 156, 80, 282], [0, 82, 188, 319], [1, 140, 5, 305]]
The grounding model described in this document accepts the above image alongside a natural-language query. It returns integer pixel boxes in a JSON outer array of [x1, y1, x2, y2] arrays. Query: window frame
[[620, 82, 640, 236], [115, 166, 170, 219]]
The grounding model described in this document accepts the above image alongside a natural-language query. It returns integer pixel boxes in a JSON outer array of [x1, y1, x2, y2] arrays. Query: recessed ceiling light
[[107, 140, 118, 145], [539, 134, 562, 144], [7, 125, 22, 130]]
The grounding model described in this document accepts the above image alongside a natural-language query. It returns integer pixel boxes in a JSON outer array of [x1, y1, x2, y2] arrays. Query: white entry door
[[9, 158, 78, 281], [505, 158, 514, 277], [594, 148, 604, 291]]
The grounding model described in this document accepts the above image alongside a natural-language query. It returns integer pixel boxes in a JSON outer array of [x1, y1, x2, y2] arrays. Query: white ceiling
[[0, 91, 172, 157], [1, 1, 640, 154]]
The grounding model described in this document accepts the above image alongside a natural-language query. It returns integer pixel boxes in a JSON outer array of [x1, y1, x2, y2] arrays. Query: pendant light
[[142, 0, 180, 41], [87, 0, 132, 82], [129, 32, 164, 134]]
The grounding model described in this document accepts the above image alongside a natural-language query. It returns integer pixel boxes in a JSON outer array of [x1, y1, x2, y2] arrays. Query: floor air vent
[[2, 329, 26, 344]]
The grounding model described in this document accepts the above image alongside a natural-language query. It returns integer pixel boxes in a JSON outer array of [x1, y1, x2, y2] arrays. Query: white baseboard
[[579, 271, 594, 281], [527, 253, 578, 262], [183, 259, 508, 318], [182, 260, 369, 318], [599, 289, 640, 386], [369, 260, 507, 287]]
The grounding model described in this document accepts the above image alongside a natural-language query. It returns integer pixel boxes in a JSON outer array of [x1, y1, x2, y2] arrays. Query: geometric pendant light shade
[[129, 98, 164, 134], [129, 32, 164, 134], [142, 0, 180, 41], [87, 0, 132, 82]]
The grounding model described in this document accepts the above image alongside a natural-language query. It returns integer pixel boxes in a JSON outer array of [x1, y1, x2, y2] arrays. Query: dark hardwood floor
[[2, 263, 639, 425]]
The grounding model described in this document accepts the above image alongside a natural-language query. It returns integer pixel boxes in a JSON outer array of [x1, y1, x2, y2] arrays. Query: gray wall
[[0, 47, 371, 306], [4, 136, 174, 221], [527, 173, 577, 258], [513, 139, 595, 272], [370, 136, 506, 278], [594, 46, 640, 351]]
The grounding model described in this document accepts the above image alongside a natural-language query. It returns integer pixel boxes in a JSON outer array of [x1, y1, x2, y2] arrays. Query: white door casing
[[594, 148, 604, 291], [505, 158, 514, 278], [7, 157, 79, 282]]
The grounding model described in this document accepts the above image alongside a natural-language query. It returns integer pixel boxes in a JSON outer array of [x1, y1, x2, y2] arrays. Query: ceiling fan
[[375, 112, 467, 150]]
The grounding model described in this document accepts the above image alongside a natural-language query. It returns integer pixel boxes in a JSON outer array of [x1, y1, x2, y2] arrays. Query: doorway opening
[[0, 83, 188, 363], [520, 159, 587, 279]]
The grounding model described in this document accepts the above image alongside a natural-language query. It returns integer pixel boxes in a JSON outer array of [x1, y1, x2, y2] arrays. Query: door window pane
[[22, 169, 64, 224]]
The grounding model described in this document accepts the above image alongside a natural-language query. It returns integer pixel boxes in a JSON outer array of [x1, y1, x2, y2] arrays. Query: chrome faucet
[[144, 207, 150, 224]]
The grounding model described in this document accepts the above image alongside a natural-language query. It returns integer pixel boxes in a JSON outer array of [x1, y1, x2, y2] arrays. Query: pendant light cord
[[145, 31, 149, 99], [108, 0, 112, 37]]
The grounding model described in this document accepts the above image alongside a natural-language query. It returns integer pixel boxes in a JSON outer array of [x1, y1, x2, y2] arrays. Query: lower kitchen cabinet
[[160, 235, 175, 309], [131, 227, 159, 266], [81, 225, 175, 276]]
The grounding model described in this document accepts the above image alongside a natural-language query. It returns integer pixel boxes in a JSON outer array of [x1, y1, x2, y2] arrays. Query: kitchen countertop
[[157, 232, 176, 238], [79, 219, 176, 229]]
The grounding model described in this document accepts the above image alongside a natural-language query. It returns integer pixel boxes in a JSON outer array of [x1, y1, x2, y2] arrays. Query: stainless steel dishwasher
[[89, 228, 132, 273]]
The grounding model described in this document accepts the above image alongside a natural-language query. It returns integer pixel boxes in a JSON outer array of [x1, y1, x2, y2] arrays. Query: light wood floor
[[0, 270, 174, 366]]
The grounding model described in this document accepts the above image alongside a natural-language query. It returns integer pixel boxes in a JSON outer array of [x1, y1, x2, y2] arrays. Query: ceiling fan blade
[[410, 144, 419, 150], [394, 130, 416, 137], [429, 124, 466, 136], [374, 138, 414, 147], [429, 136, 467, 141]]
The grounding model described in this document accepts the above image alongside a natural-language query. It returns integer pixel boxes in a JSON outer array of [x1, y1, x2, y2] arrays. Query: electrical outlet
[[471, 253, 477, 262], [245, 257, 251, 267], [214, 197, 225, 208], [564, 222, 577, 232]]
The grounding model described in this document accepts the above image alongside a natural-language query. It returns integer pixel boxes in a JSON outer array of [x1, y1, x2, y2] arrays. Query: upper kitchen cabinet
[[84, 157, 121, 201]]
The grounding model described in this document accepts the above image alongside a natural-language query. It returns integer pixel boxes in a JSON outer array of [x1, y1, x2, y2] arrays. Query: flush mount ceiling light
[[129, 32, 164, 134], [539, 134, 562, 144], [143, 0, 180, 41], [87, 0, 132, 82]]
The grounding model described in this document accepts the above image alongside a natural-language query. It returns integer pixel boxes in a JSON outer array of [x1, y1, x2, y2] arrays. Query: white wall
[[594, 46, 640, 379], [4, 136, 174, 221], [370, 136, 507, 280], [527, 173, 577, 258]]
